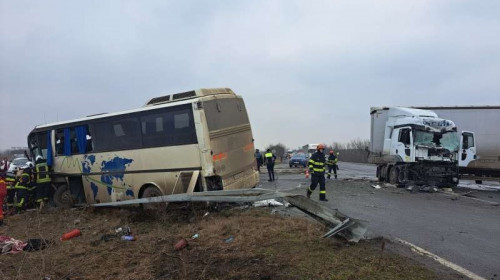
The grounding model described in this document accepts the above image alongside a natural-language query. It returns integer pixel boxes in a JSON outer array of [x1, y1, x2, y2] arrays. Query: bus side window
[[55, 130, 65, 156]]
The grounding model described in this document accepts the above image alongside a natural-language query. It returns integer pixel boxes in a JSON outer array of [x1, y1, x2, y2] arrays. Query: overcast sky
[[1, 0, 499, 151]]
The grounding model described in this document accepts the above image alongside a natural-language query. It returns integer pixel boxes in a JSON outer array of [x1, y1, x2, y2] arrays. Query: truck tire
[[475, 180, 483, 184], [389, 167, 400, 185], [53, 184, 74, 208]]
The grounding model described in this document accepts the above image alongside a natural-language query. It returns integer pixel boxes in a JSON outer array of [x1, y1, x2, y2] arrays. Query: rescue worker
[[34, 156, 51, 207], [13, 168, 32, 211], [307, 144, 328, 201], [254, 149, 264, 173], [327, 150, 338, 179], [0, 173, 7, 226], [264, 149, 276, 182]]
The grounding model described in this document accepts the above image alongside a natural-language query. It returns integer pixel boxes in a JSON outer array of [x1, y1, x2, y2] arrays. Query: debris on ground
[[223, 235, 235, 243], [253, 199, 284, 207], [23, 239, 51, 252], [60, 229, 81, 241], [371, 184, 381, 189], [173, 238, 188, 251], [0, 236, 27, 254], [92, 188, 368, 243]]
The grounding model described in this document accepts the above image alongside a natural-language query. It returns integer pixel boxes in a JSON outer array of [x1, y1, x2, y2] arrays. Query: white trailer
[[368, 107, 473, 187], [416, 106, 500, 182]]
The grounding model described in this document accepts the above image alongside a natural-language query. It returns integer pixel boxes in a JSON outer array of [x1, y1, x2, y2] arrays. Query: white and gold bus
[[27, 88, 259, 207]]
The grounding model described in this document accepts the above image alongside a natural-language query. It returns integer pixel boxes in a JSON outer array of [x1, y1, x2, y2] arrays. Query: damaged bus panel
[[27, 88, 259, 207], [368, 107, 474, 187]]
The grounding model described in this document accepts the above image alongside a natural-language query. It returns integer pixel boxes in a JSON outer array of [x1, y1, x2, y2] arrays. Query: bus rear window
[[204, 98, 249, 131]]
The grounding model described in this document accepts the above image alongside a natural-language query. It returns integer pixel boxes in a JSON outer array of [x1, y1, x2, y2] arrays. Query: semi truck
[[416, 106, 500, 183], [368, 107, 474, 187]]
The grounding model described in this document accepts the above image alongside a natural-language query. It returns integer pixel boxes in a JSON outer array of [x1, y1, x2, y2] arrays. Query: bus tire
[[141, 186, 165, 211], [54, 184, 74, 208]]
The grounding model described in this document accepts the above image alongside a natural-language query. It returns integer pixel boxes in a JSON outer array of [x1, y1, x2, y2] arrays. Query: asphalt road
[[260, 162, 500, 279]]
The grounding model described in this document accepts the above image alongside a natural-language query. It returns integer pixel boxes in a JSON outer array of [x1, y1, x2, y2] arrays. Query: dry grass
[[0, 204, 438, 280]]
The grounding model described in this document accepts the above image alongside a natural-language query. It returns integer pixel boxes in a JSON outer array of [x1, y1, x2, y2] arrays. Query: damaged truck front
[[368, 107, 474, 187]]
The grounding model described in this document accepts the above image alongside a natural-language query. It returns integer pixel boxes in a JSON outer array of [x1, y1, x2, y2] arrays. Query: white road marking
[[394, 237, 487, 280]]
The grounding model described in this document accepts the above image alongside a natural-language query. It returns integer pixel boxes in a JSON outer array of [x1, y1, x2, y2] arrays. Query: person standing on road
[[34, 156, 51, 208], [307, 144, 328, 201], [254, 149, 264, 173], [327, 150, 338, 179], [264, 149, 276, 182]]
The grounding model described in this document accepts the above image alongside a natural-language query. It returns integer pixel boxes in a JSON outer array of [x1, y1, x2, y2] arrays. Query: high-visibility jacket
[[308, 151, 326, 174], [14, 173, 31, 190], [35, 162, 51, 184], [265, 152, 276, 165], [327, 154, 338, 166]]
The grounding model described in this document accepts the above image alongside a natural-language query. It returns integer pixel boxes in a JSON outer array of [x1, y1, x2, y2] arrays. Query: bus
[[27, 88, 259, 207]]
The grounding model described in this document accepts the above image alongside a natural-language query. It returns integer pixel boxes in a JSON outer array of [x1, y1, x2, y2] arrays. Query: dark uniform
[[35, 159, 51, 205], [255, 150, 264, 173], [13, 172, 32, 211], [265, 150, 276, 182], [307, 150, 327, 201], [327, 153, 338, 179]]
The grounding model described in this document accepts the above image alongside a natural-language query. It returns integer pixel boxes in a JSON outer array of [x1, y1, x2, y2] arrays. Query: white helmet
[[36, 155, 43, 161], [23, 162, 34, 169]]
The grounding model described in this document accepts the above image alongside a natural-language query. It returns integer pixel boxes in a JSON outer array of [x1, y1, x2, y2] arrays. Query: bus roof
[[32, 88, 237, 131]]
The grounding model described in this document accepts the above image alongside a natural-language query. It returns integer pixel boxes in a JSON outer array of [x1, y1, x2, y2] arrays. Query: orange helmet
[[317, 144, 325, 150], [329, 150, 334, 154]]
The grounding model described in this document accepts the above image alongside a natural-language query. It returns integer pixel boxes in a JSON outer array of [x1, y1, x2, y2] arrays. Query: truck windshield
[[414, 130, 459, 152], [440, 131, 459, 152], [414, 131, 435, 147]]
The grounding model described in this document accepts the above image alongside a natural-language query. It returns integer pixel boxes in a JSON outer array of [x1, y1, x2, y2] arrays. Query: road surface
[[261, 162, 500, 279]]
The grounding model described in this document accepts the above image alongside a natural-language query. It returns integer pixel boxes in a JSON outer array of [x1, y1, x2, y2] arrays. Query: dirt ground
[[1, 203, 461, 280]]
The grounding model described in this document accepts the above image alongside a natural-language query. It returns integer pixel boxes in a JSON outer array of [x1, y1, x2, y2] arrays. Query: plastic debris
[[371, 185, 381, 189], [61, 229, 81, 241], [121, 235, 136, 241], [203, 212, 210, 218], [174, 238, 188, 251], [191, 233, 200, 240], [253, 199, 284, 207], [223, 235, 234, 243]]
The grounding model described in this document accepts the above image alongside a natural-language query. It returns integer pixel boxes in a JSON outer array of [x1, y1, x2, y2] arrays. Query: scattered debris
[[74, 219, 81, 225], [442, 188, 453, 193], [115, 226, 131, 236], [23, 239, 51, 252], [174, 238, 188, 251], [203, 212, 210, 218], [223, 235, 234, 243], [191, 233, 200, 240], [371, 185, 381, 189], [253, 199, 284, 207], [121, 235, 136, 241], [0, 236, 27, 254], [384, 183, 397, 188], [61, 229, 81, 241], [92, 188, 368, 243]]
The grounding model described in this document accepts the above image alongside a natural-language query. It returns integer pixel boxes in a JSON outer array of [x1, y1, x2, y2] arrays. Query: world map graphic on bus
[[83, 155, 135, 200]]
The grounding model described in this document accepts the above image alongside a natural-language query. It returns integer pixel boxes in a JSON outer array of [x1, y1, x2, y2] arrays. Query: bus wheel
[[54, 184, 74, 208], [141, 186, 165, 211]]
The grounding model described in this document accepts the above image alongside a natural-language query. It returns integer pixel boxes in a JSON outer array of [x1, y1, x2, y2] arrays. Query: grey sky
[[1, 0, 499, 151]]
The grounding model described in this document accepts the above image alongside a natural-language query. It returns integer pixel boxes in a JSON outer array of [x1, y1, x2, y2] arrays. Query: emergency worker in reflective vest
[[327, 150, 338, 179], [264, 149, 276, 182], [35, 156, 51, 206], [14, 171, 32, 211], [307, 144, 328, 201]]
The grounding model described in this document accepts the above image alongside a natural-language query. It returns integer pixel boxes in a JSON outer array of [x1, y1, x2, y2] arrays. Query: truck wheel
[[389, 167, 400, 185], [475, 180, 483, 184], [54, 184, 74, 208]]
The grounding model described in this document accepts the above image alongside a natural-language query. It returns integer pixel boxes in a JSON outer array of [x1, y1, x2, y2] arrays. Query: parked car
[[6, 157, 29, 177], [289, 154, 308, 168]]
